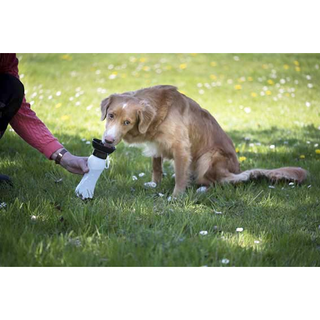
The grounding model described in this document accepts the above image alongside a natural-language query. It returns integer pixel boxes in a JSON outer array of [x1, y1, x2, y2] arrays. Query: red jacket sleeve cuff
[[43, 140, 64, 159]]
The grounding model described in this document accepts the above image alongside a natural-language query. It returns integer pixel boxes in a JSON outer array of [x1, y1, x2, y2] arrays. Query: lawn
[[0, 53, 320, 266]]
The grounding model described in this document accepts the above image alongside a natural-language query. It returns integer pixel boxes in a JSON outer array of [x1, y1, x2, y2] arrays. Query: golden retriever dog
[[101, 85, 307, 196]]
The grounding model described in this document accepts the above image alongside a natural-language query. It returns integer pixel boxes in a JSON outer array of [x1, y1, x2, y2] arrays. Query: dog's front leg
[[173, 147, 191, 196], [152, 157, 163, 184]]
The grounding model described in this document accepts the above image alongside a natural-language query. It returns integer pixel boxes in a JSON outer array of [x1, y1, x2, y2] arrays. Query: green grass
[[1, 53, 320, 266]]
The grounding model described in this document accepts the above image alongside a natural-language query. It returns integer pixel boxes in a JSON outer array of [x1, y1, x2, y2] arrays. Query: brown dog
[[101, 85, 307, 196]]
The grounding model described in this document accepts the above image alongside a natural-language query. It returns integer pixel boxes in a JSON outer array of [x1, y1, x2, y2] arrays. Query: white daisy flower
[[144, 182, 157, 188]]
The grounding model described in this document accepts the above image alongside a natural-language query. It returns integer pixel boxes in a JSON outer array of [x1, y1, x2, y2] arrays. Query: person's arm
[[10, 98, 89, 175], [10, 97, 63, 158], [4, 54, 88, 175]]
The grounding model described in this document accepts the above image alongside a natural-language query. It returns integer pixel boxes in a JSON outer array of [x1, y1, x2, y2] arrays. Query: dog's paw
[[172, 187, 186, 197], [196, 186, 208, 193]]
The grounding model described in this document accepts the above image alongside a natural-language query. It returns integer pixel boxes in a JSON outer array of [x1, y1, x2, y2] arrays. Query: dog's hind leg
[[195, 150, 238, 186], [194, 152, 215, 186]]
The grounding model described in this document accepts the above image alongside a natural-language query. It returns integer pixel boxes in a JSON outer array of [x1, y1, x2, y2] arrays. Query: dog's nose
[[104, 136, 115, 144]]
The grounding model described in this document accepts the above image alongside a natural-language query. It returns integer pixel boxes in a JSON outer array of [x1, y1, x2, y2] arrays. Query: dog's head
[[100, 94, 156, 147]]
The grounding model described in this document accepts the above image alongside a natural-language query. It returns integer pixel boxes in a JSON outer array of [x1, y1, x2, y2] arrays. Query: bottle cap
[[92, 138, 116, 159]]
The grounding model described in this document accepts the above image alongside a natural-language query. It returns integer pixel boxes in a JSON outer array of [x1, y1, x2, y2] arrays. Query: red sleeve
[[1, 54, 63, 159], [0, 53, 19, 76], [10, 98, 63, 159]]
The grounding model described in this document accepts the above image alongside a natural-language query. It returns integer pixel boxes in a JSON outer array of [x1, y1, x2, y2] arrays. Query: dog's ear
[[137, 100, 156, 134], [100, 95, 113, 121]]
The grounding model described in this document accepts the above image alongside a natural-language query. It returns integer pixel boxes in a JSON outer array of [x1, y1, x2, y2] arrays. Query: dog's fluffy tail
[[222, 167, 308, 184]]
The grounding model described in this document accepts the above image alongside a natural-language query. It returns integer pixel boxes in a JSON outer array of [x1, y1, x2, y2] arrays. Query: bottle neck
[[93, 149, 108, 159]]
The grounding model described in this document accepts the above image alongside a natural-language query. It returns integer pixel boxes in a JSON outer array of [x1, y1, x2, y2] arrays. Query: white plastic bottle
[[75, 139, 115, 200]]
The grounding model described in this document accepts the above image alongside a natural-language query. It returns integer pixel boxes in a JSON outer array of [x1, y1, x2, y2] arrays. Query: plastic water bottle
[[75, 138, 115, 200]]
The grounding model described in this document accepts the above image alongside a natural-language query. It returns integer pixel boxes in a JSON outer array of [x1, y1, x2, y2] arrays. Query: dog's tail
[[222, 167, 308, 184]]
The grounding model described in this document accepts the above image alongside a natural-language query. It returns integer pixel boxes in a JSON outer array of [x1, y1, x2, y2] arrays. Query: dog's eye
[[108, 114, 114, 120], [124, 120, 131, 126]]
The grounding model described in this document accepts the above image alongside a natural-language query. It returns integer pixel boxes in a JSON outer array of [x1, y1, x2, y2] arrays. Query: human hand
[[51, 148, 89, 175], [59, 152, 89, 175]]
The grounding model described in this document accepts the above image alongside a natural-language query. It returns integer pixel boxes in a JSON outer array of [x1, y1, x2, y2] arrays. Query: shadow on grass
[[228, 124, 320, 148]]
